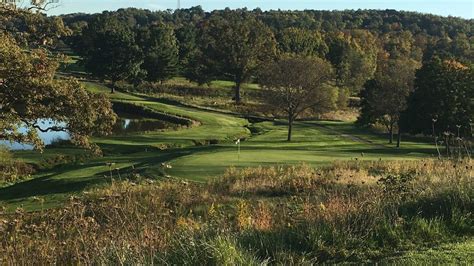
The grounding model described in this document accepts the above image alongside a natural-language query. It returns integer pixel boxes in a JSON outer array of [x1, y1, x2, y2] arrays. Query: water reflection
[[0, 119, 69, 150], [112, 119, 169, 134]]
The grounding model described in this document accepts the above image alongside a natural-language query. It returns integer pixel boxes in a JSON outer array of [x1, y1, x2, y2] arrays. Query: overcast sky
[[46, 0, 473, 18]]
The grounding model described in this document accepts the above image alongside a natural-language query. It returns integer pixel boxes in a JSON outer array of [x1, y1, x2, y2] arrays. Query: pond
[[1, 118, 171, 150], [0, 119, 69, 151]]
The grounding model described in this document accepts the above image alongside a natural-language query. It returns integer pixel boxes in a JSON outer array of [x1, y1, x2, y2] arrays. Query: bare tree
[[259, 56, 334, 141], [1, 0, 60, 11]]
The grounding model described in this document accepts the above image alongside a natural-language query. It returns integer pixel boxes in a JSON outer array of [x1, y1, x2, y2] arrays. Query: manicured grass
[[83, 82, 143, 101], [2, 82, 437, 211], [167, 120, 434, 181]]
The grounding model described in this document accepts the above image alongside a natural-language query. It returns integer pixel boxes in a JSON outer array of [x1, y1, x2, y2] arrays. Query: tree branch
[[21, 119, 68, 133]]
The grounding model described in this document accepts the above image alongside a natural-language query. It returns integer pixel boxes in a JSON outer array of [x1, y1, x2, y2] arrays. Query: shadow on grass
[[0, 145, 223, 203], [344, 147, 436, 156], [0, 163, 108, 201]]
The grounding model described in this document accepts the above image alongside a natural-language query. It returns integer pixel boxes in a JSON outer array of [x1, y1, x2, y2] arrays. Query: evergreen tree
[[402, 58, 473, 137], [139, 23, 179, 82], [81, 14, 143, 92]]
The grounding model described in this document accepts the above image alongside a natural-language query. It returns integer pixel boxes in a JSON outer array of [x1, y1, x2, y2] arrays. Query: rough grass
[[0, 160, 472, 264]]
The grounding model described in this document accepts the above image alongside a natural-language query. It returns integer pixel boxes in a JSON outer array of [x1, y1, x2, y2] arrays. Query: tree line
[[63, 7, 472, 96], [62, 7, 472, 143], [1, 4, 472, 147]]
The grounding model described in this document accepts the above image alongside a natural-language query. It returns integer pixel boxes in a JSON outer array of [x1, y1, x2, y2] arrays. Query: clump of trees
[[402, 58, 473, 145], [73, 13, 180, 93], [357, 57, 418, 146], [63, 7, 472, 104], [358, 55, 472, 149], [80, 14, 143, 92]]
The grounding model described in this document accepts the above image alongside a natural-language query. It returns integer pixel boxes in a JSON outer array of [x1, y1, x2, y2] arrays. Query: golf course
[[1, 3, 472, 264], [1, 80, 436, 211]]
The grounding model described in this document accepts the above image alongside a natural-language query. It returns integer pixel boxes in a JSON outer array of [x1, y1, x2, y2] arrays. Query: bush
[[0, 146, 35, 185], [118, 81, 229, 98]]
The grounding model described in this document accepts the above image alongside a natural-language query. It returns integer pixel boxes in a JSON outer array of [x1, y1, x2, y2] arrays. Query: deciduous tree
[[259, 56, 335, 141], [0, 4, 117, 151], [326, 30, 378, 94], [357, 58, 418, 146], [197, 10, 277, 103]]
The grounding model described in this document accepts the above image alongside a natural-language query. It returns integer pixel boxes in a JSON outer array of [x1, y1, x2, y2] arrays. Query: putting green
[[167, 121, 431, 181]]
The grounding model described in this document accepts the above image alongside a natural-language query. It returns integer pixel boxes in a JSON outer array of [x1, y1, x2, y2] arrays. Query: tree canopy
[[401, 58, 473, 138], [259, 56, 335, 141], [0, 3, 117, 151]]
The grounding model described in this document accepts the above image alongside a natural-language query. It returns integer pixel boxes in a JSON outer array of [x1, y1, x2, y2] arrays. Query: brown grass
[[0, 159, 472, 264]]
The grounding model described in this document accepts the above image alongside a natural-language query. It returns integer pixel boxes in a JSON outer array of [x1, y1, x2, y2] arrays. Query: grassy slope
[[2, 81, 436, 211]]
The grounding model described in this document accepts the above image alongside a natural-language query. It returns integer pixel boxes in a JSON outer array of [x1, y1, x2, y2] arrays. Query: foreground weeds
[[0, 160, 472, 264]]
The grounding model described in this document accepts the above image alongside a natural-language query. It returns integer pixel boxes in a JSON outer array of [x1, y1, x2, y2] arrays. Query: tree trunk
[[234, 81, 241, 104], [396, 126, 401, 148], [287, 115, 293, 142], [110, 80, 116, 94], [445, 136, 451, 157], [389, 123, 394, 144]]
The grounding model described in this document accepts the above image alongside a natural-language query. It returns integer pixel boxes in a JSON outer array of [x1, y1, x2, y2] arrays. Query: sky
[[46, 0, 473, 18]]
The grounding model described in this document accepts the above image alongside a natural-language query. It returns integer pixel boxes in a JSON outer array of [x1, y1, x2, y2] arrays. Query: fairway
[[1, 83, 437, 211]]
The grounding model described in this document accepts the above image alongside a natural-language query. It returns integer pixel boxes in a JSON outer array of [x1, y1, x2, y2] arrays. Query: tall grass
[[0, 160, 472, 264]]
